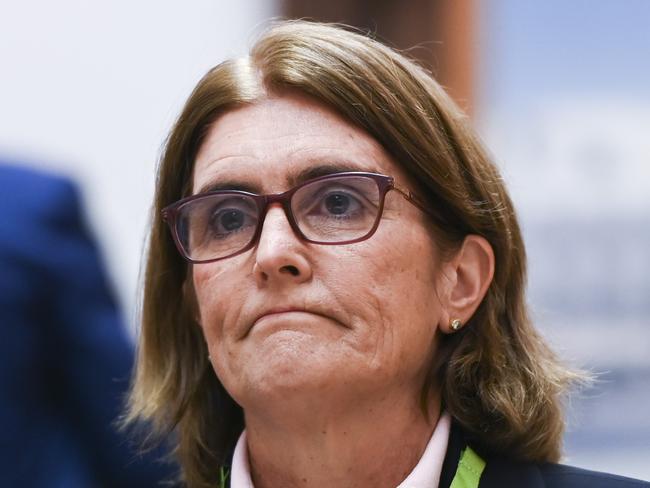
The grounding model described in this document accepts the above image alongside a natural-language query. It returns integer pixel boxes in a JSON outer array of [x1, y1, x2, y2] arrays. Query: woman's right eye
[[214, 209, 246, 231], [206, 201, 257, 238]]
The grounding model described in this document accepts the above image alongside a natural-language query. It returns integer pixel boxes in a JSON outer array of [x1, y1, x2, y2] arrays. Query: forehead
[[192, 94, 406, 194]]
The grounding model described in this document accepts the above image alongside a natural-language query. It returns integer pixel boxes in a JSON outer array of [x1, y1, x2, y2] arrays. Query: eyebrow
[[196, 161, 376, 195]]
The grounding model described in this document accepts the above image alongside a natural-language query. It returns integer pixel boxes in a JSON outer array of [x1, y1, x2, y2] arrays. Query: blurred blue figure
[[0, 163, 174, 487]]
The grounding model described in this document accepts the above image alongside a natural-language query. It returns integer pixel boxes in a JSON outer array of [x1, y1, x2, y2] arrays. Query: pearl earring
[[450, 318, 463, 331]]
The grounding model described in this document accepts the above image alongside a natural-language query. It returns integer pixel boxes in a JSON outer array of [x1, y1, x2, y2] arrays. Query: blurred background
[[1, 0, 648, 481]]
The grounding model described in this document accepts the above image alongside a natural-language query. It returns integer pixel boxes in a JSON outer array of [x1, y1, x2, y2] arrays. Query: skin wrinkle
[[351, 207, 438, 378], [371, 294, 391, 376], [194, 106, 407, 198]]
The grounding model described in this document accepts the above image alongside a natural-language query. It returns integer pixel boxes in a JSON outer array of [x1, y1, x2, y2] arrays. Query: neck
[[244, 391, 441, 488]]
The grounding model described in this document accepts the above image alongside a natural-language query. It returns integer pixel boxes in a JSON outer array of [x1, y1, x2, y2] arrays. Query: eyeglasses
[[162, 171, 431, 264]]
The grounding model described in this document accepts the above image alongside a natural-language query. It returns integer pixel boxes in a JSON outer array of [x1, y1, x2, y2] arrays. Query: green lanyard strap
[[449, 446, 486, 488]]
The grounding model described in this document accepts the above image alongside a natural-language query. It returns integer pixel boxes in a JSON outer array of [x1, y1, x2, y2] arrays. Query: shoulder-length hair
[[125, 20, 581, 488]]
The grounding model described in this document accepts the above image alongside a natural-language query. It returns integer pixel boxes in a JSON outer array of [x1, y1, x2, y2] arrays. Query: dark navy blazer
[[0, 163, 174, 487], [440, 421, 650, 488]]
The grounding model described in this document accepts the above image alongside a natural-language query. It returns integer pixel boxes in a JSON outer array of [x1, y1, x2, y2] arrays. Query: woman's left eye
[[319, 191, 362, 217]]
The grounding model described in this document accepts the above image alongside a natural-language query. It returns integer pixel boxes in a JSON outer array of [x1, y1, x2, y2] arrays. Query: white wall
[[0, 0, 278, 332]]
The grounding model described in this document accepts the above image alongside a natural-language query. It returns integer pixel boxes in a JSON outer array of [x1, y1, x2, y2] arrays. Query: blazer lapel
[[479, 457, 545, 488], [440, 422, 545, 488]]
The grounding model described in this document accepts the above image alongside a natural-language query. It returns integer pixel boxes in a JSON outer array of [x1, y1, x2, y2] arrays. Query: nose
[[253, 204, 313, 286]]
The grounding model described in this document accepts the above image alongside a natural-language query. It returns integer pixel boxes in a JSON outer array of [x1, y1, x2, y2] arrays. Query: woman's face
[[191, 94, 447, 414]]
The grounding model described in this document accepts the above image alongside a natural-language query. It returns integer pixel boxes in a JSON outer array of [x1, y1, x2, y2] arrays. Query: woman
[[125, 21, 649, 488]]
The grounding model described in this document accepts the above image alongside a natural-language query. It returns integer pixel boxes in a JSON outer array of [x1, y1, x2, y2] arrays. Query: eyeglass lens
[[175, 174, 382, 261]]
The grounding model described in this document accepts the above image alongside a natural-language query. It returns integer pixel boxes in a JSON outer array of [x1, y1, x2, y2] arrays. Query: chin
[[227, 334, 354, 406]]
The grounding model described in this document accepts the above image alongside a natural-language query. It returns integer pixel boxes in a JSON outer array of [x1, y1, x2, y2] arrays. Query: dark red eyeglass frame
[[161, 171, 432, 264]]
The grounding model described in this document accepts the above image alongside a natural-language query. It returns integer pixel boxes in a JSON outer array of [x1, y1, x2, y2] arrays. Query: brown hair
[[125, 20, 581, 487]]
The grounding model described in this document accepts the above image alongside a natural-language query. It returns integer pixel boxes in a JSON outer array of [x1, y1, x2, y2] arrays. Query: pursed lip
[[245, 306, 346, 337], [251, 307, 312, 328]]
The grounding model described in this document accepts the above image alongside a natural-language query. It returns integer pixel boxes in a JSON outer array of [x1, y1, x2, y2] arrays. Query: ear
[[438, 235, 495, 334]]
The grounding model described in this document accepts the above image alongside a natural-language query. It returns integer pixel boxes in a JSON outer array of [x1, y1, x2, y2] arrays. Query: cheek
[[192, 264, 253, 393], [192, 264, 237, 346], [357, 226, 440, 312], [330, 229, 441, 365]]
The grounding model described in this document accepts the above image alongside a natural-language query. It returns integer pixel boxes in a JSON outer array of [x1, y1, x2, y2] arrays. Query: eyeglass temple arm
[[393, 185, 434, 217]]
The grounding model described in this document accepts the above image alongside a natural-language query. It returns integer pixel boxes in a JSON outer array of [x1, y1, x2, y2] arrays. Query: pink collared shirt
[[230, 412, 451, 488]]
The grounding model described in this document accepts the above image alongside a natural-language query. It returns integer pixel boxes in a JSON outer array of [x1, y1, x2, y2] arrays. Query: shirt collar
[[231, 428, 254, 488], [230, 412, 451, 488]]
